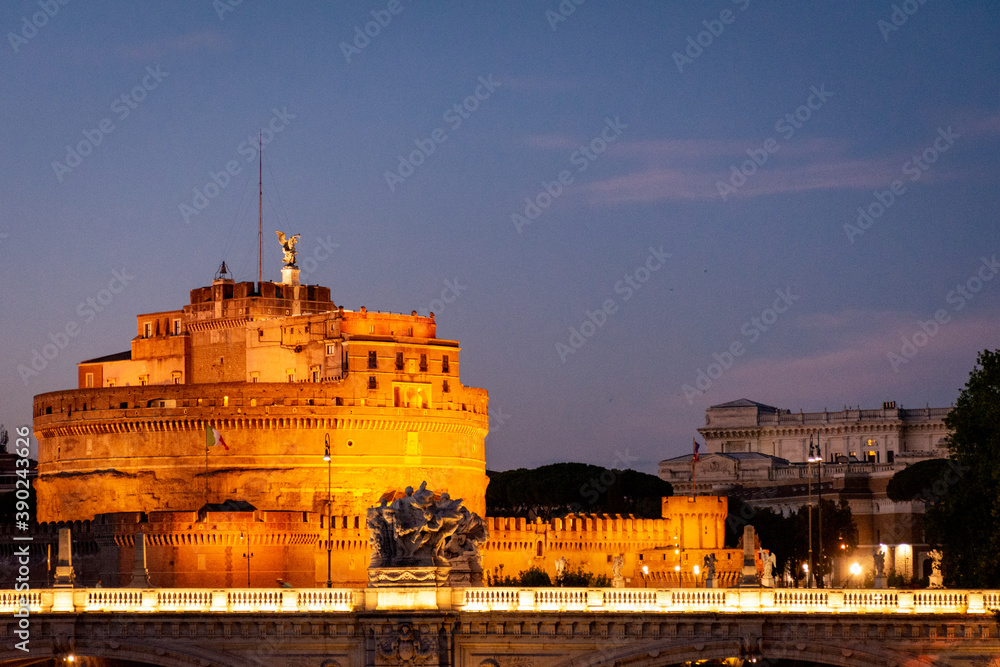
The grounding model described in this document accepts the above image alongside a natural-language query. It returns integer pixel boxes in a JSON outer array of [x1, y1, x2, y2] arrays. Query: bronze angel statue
[[276, 230, 300, 266]]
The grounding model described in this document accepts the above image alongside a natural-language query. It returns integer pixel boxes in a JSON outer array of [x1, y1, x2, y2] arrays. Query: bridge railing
[[2, 587, 998, 615]]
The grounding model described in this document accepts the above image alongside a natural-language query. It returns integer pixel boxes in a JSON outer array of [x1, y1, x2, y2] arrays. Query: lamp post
[[641, 565, 649, 588], [324, 433, 332, 589], [240, 531, 253, 587], [807, 436, 822, 588]]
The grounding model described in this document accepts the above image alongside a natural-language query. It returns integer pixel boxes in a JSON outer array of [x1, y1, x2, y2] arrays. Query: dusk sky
[[2, 1, 998, 473]]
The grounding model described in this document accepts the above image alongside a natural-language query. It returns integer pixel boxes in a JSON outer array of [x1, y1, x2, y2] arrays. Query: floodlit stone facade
[[34, 271, 488, 523], [660, 398, 952, 583]]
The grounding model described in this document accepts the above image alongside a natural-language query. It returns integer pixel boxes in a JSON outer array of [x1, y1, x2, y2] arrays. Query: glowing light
[[642, 565, 649, 575], [693, 565, 700, 575], [850, 562, 862, 576], [674, 565, 680, 572], [802, 564, 809, 572]]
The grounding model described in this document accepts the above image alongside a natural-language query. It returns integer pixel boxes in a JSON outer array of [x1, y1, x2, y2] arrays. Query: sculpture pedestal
[[929, 574, 944, 589], [368, 566, 449, 589], [874, 575, 886, 589]]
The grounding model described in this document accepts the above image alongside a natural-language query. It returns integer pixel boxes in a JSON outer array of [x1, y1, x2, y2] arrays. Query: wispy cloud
[[674, 310, 999, 412], [118, 31, 228, 60], [584, 134, 966, 204]]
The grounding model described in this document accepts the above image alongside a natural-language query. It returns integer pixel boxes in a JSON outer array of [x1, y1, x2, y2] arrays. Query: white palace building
[[659, 399, 952, 583]]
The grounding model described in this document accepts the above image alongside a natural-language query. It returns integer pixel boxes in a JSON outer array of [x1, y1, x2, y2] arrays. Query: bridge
[[3, 587, 1000, 666]]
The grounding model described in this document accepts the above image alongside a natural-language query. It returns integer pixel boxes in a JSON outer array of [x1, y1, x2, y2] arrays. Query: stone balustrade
[[3, 587, 997, 615]]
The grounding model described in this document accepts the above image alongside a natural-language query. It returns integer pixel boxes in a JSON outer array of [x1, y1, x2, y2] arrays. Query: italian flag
[[206, 424, 229, 450]]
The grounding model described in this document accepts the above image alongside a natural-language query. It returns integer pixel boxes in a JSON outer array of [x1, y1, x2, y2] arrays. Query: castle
[[25, 236, 755, 588]]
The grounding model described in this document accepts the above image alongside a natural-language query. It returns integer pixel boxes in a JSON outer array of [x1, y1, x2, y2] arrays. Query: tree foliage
[[486, 463, 672, 519], [925, 349, 1000, 587], [726, 495, 858, 587], [484, 563, 610, 587], [886, 458, 950, 502]]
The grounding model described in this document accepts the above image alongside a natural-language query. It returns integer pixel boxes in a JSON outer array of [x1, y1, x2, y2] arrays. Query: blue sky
[[1, 1, 998, 472]]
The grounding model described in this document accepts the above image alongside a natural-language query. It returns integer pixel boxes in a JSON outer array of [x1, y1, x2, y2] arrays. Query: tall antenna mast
[[258, 132, 263, 286]]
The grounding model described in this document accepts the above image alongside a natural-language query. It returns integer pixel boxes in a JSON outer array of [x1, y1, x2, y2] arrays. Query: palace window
[[85, 373, 94, 388], [143, 322, 152, 338], [442, 355, 450, 373], [368, 351, 378, 369], [173, 319, 182, 335], [396, 353, 404, 370], [420, 354, 428, 372], [368, 376, 377, 390]]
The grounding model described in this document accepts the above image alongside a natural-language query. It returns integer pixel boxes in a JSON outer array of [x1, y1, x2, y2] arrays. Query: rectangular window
[[396, 353, 404, 370], [173, 319, 182, 335], [442, 355, 450, 373], [139, 375, 149, 386], [369, 325, 375, 334], [420, 354, 428, 372], [368, 351, 378, 369], [311, 366, 320, 382], [107, 380, 115, 388], [143, 322, 152, 338], [368, 376, 377, 390], [171, 371, 181, 385], [250, 372, 259, 383], [326, 344, 337, 355], [85, 373, 94, 388], [442, 380, 450, 393]]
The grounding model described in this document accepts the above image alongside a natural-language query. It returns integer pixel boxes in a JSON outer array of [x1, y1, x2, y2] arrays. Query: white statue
[[554, 556, 568, 580], [611, 555, 624, 588], [276, 230, 301, 267], [928, 549, 943, 576], [762, 551, 776, 586]]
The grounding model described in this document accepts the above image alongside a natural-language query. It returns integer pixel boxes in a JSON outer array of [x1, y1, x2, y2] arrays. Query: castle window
[[368, 376, 377, 390], [368, 351, 378, 369], [396, 353, 404, 370], [369, 325, 375, 334], [311, 366, 321, 382], [143, 322, 152, 338], [107, 380, 115, 388], [171, 371, 182, 385], [250, 372, 259, 383], [139, 375, 149, 386], [407, 327, 413, 336], [85, 373, 94, 388], [326, 344, 336, 355], [173, 319, 181, 335], [442, 355, 450, 373], [442, 380, 450, 393], [420, 354, 428, 372]]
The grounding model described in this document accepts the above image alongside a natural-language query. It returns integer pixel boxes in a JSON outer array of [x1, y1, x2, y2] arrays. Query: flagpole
[[205, 423, 210, 506]]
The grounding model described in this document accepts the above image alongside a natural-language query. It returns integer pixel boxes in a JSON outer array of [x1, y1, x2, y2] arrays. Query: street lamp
[[849, 562, 862, 588], [240, 531, 253, 587], [641, 565, 649, 588], [324, 433, 332, 589], [807, 436, 822, 588]]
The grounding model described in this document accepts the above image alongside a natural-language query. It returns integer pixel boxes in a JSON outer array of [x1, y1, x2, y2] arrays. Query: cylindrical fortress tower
[[33, 270, 489, 523]]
